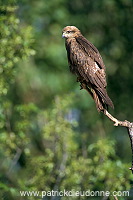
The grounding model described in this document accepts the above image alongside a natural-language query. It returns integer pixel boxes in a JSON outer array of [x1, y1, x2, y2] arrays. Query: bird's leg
[[77, 77, 83, 83], [77, 77, 83, 90], [80, 82, 84, 90], [80, 82, 86, 90], [77, 77, 94, 98], [80, 82, 93, 98]]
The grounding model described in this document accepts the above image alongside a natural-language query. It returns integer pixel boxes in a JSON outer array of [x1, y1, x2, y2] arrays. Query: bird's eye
[[66, 31, 75, 34]]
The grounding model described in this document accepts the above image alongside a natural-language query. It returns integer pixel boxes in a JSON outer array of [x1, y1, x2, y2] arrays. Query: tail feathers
[[96, 87, 114, 109], [92, 87, 114, 112], [82, 82, 114, 112]]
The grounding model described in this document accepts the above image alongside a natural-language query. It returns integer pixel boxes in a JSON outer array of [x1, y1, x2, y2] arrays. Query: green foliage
[[0, 95, 131, 200], [0, 5, 35, 96], [0, 1, 133, 200]]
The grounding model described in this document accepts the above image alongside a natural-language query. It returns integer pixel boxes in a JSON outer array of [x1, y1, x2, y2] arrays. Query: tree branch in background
[[81, 83, 133, 174], [113, 195, 119, 200]]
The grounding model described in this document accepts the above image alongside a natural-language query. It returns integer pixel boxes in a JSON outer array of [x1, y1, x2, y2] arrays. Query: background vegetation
[[0, 0, 133, 199]]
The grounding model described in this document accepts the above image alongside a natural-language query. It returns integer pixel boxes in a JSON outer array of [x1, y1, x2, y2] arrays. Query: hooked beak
[[62, 32, 66, 38]]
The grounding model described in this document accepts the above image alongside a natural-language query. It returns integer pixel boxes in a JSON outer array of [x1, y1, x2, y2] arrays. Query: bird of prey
[[62, 25, 114, 112]]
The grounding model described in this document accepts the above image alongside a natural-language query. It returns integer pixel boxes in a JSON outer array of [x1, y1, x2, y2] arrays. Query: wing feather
[[65, 36, 107, 88], [76, 36, 105, 70]]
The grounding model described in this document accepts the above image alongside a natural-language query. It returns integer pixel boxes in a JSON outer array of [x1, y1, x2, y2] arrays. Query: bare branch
[[113, 195, 118, 200], [103, 109, 133, 128], [81, 82, 133, 173], [7, 148, 22, 175], [102, 108, 133, 173]]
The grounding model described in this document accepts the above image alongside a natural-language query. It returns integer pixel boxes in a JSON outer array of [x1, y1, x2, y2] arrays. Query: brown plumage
[[62, 26, 114, 112]]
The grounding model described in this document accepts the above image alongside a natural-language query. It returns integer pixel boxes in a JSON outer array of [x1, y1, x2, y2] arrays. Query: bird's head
[[62, 26, 81, 39]]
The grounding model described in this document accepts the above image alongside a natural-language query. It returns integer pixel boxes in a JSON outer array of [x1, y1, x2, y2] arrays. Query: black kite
[[62, 26, 114, 112]]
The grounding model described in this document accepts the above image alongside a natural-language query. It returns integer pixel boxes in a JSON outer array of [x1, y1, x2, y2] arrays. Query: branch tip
[[129, 167, 133, 174]]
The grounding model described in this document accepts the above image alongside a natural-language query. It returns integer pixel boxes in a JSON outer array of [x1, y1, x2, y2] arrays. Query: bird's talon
[[80, 84, 83, 90], [77, 77, 81, 82]]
